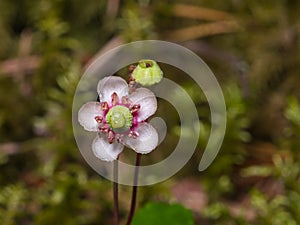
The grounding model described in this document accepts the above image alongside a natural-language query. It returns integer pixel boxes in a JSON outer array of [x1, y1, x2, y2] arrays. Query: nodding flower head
[[78, 76, 159, 161], [131, 59, 163, 86]]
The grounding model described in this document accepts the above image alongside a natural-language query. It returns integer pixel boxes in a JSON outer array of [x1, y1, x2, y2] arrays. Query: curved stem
[[113, 158, 119, 225], [126, 153, 141, 225]]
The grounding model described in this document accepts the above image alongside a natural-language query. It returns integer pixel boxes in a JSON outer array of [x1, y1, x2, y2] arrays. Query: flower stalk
[[113, 157, 119, 225], [78, 60, 162, 225], [126, 153, 141, 225]]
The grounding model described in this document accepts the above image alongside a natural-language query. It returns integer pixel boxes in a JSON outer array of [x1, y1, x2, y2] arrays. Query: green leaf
[[131, 202, 195, 225]]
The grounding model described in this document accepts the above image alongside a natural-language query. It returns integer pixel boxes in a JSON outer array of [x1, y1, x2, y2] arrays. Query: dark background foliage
[[1, 0, 300, 224]]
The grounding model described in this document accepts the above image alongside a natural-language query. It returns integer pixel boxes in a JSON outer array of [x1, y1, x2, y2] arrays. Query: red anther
[[128, 76, 136, 93], [129, 65, 136, 72], [99, 125, 109, 133], [130, 104, 140, 114], [111, 92, 119, 106], [116, 134, 123, 144], [121, 96, 131, 105], [94, 115, 103, 123], [129, 81, 136, 92], [129, 80, 135, 86], [128, 131, 139, 138], [129, 75, 135, 82], [101, 102, 109, 111], [108, 130, 115, 144]]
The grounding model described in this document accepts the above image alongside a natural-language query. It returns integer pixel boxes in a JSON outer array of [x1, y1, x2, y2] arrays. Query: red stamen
[[121, 96, 131, 105], [108, 130, 115, 144], [129, 80, 135, 87], [129, 75, 136, 93], [99, 125, 109, 133], [111, 92, 119, 106], [94, 115, 103, 123], [129, 75, 135, 82], [116, 134, 123, 144], [130, 104, 140, 114], [129, 65, 136, 73], [101, 102, 109, 111]]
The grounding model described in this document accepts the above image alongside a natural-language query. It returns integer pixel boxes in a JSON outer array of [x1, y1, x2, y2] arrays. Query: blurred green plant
[[0, 185, 27, 225], [0, 0, 300, 224], [250, 189, 298, 225], [199, 80, 250, 198], [282, 97, 300, 154], [202, 202, 249, 225], [132, 202, 195, 225], [240, 152, 300, 224], [118, 7, 155, 41]]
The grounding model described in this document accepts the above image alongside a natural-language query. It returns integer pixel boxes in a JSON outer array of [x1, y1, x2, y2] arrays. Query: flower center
[[106, 105, 133, 133]]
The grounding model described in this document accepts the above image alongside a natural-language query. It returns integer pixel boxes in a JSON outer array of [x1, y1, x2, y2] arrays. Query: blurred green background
[[1, 0, 300, 224]]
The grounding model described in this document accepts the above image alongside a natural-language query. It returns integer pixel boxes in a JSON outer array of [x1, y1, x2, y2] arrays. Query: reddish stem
[[113, 158, 119, 225], [126, 153, 141, 225]]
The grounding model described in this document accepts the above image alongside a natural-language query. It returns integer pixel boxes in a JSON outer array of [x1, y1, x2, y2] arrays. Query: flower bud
[[132, 59, 163, 86]]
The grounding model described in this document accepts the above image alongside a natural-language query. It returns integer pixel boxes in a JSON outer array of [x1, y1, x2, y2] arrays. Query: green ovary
[[106, 106, 133, 133]]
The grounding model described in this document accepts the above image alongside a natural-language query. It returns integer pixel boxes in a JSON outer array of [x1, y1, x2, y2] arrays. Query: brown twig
[[106, 0, 120, 18], [163, 20, 240, 42], [0, 143, 21, 156], [0, 56, 40, 76], [172, 4, 234, 21]]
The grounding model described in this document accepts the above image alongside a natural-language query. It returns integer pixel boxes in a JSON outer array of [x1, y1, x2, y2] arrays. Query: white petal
[[92, 135, 124, 161], [97, 76, 129, 103], [124, 123, 158, 154], [78, 102, 103, 132], [149, 117, 167, 145], [128, 88, 157, 121]]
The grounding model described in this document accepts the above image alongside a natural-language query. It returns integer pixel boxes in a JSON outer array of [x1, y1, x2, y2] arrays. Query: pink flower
[[78, 76, 158, 161]]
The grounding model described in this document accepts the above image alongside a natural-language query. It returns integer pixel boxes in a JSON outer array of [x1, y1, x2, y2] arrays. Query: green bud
[[106, 106, 133, 133], [132, 59, 163, 86]]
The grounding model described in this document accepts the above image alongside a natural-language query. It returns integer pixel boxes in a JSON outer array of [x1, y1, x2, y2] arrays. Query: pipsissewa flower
[[78, 76, 158, 161]]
